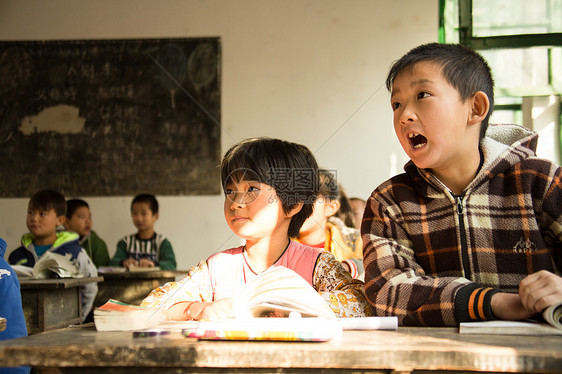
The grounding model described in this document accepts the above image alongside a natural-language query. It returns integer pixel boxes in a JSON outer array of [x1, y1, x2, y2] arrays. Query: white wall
[[0, 0, 439, 269]]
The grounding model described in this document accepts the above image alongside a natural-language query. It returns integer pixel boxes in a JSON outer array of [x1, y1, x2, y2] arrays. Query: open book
[[12, 252, 82, 279], [232, 266, 336, 318], [460, 301, 562, 335], [94, 266, 397, 337]]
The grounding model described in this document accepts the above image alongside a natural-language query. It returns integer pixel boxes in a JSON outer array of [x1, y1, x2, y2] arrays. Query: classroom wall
[[0, 0, 439, 269]]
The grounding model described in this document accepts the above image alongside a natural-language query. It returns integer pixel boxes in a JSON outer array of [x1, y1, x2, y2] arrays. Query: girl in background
[[296, 169, 364, 280]]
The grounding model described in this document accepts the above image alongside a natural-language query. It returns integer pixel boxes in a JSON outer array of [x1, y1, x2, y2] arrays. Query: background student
[[0, 237, 30, 374], [110, 194, 176, 270], [296, 169, 364, 279], [8, 190, 98, 321], [363, 42, 562, 326], [64, 199, 110, 267], [349, 197, 366, 230], [140, 137, 370, 320]]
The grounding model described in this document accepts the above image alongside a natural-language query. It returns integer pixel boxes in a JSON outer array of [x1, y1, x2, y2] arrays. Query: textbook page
[[232, 266, 336, 319], [12, 252, 81, 279], [460, 301, 562, 335]]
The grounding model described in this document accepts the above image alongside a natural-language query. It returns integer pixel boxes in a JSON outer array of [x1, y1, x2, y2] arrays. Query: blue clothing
[[0, 237, 30, 374], [34, 245, 50, 258], [8, 231, 98, 321]]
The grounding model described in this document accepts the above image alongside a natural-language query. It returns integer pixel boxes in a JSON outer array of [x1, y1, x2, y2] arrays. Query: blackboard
[[0, 38, 221, 197]]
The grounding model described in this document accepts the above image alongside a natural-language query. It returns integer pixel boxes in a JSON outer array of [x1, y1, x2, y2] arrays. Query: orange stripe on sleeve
[[477, 288, 491, 320], [468, 290, 478, 320]]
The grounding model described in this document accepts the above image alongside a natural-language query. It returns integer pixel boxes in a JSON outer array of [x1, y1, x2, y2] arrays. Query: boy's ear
[[325, 199, 341, 218], [61, 216, 69, 229], [56, 215, 65, 227], [468, 91, 490, 125], [285, 203, 303, 218], [154, 212, 159, 221]]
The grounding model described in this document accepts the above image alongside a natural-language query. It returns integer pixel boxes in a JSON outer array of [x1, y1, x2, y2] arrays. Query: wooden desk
[[94, 269, 186, 307], [0, 325, 561, 373], [19, 277, 103, 335]]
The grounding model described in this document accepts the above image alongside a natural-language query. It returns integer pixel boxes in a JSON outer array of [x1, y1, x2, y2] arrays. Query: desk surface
[[94, 270, 186, 308], [0, 325, 561, 373], [20, 276, 104, 289], [96, 269, 186, 279]]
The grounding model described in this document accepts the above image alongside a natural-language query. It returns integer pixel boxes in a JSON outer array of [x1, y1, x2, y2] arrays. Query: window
[[440, 0, 562, 162]]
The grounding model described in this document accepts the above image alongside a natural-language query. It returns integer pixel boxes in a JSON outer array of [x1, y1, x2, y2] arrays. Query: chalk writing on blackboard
[[0, 38, 221, 197]]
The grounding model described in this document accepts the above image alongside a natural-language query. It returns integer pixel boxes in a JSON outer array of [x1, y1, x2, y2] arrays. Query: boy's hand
[[139, 258, 155, 268], [519, 270, 562, 314], [491, 270, 562, 321], [490, 292, 535, 321], [122, 258, 138, 269]]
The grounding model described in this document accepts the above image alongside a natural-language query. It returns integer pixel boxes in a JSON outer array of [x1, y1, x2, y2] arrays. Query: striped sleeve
[[454, 283, 499, 322]]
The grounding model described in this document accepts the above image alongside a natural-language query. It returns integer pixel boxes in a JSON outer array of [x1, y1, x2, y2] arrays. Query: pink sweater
[[207, 241, 322, 300]]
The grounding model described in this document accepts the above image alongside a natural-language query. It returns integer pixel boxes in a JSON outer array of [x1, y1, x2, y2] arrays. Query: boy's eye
[[417, 92, 430, 99], [225, 188, 234, 195], [391, 102, 401, 111], [248, 186, 259, 193]]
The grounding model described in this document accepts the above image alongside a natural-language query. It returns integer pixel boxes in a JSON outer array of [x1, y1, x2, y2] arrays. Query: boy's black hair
[[132, 194, 159, 214], [221, 137, 319, 238], [66, 199, 89, 219], [29, 190, 66, 217], [386, 42, 494, 140]]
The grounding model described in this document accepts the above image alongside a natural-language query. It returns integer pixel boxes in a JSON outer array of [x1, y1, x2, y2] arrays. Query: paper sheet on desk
[[128, 265, 161, 272], [339, 316, 398, 330], [96, 266, 127, 274]]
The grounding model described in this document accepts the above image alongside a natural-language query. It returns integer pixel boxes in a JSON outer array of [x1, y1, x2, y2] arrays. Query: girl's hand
[[165, 301, 193, 321], [139, 258, 155, 268], [519, 270, 562, 314], [190, 298, 234, 321], [165, 301, 210, 321]]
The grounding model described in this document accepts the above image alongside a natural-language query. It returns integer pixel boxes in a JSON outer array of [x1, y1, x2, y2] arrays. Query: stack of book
[[94, 299, 163, 331]]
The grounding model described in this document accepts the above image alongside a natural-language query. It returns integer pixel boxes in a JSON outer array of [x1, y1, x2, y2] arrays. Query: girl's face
[[223, 179, 288, 241]]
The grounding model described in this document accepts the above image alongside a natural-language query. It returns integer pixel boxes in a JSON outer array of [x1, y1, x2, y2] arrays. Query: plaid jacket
[[363, 124, 562, 326]]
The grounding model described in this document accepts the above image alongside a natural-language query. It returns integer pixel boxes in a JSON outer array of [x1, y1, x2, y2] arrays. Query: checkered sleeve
[[362, 180, 471, 327], [540, 164, 562, 262]]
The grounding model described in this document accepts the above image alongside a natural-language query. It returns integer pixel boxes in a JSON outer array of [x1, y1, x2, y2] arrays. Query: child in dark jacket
[[8, 190, 98, 321], [64, 199, 110, 267]]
